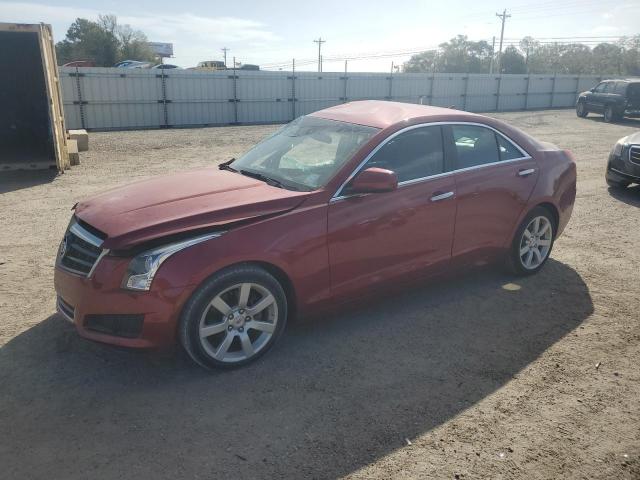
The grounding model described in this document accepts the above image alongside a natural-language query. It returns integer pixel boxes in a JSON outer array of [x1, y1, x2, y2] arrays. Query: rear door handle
[[518, 168, 536, 177], [430, 191, 455, 202]]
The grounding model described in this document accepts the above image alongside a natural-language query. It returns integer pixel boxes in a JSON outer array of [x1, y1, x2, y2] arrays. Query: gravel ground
[[0, 109, 639, 479]]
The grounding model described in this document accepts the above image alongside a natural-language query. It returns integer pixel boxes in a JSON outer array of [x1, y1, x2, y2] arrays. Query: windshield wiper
[[238, 169, 288, 189], [218, 158, 237, 172]]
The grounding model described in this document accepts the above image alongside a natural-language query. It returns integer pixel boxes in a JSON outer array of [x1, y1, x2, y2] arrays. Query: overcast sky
[[1, 0, 638, 70]]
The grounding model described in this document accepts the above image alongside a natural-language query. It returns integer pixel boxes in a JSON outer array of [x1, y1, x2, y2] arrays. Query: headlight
[[123, 232, 224, 291], [613, 136, 628, 156]]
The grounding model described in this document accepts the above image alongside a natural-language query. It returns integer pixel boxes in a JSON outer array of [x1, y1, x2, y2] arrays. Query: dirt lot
[[1, 109, 639, 479]]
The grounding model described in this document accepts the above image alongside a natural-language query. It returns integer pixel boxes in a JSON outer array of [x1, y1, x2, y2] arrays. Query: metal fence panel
[[465, 75, 497, 111], [431, 74, 465, 109], [577, 75, 600, 93], [165, 70, 233, 125], [347, 73, 389, 101], [60, 71, 83, 128], [59, 68, 609, 130], [295, 72, 344, 116], [391, 73, 430, 103]]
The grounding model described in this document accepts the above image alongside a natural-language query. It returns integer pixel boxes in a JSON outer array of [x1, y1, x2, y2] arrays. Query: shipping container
[[0, 22, 69, 171]]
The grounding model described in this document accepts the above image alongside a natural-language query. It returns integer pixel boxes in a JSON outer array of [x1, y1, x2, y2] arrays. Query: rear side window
[[497, 135, 523, 160], [451, 125, 500, 169], [365, 126, 444, 182], [615, 82, 628, 95]]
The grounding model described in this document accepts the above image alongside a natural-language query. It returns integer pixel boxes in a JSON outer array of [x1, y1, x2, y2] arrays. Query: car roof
[[310, 100, 482, 129]]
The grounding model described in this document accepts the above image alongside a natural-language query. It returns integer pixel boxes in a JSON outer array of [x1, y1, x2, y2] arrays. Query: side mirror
[[349, 167, 398, 194], [589, 88, 595, 92]]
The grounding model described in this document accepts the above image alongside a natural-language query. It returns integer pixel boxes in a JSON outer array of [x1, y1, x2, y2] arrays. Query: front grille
[[58, 219, 106, 276], [629, 146, 640, 166], [84, 314, 144, 338]]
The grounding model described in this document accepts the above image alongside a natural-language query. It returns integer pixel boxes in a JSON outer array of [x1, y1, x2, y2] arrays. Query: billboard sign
[[148, 42, 174, 57]]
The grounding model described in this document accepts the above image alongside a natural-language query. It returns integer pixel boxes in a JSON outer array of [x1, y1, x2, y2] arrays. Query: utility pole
[[495, 9, 511, 73], [489, 36, 496, 74], [221, 47, 229, 68], [313, 37, 326, 73]]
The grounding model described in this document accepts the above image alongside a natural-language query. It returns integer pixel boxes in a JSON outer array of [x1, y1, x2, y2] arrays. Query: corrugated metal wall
[[60, 67, 604, 131]]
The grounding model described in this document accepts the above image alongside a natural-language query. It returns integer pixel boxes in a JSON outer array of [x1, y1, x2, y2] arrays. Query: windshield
[[230, 116, 379, 191]]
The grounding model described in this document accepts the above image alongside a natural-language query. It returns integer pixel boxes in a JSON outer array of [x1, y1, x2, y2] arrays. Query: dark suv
[[576, 79, 640, 122]]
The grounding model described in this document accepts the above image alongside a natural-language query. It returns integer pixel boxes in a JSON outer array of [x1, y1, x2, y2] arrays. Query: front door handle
[[518, 168, 536, 177], [430, 191, 455, 202]]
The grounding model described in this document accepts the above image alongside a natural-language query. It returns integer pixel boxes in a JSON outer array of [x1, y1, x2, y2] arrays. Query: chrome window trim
[[330, 121, 532, 203]]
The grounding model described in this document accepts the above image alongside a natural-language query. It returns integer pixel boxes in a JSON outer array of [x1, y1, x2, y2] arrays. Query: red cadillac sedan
[[55, 101, 576, 369]]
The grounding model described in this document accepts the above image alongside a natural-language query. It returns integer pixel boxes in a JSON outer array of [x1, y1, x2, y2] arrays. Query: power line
[[261, 36, 628, 71], [503, 36, 622, 40], [313, 37, 326, 73], [508, 6, 612, 21], [459, 0, 614, 19]]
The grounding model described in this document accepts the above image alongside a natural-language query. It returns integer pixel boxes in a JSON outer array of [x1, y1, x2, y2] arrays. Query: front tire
[[507, 207, 555, 276], [576, 102, 588, 118], [179, 264, 288, 369], [604, 105, 618, 123]]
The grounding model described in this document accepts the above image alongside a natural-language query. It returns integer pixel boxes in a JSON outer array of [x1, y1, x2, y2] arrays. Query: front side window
[[363, 126, 445, 182], [231, 116, 379, 191], [594, 82, 608, 93], [451, 125, 500, 169]]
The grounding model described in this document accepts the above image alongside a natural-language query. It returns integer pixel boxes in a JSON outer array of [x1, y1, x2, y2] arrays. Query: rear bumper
[[54, 256, 194, 349]]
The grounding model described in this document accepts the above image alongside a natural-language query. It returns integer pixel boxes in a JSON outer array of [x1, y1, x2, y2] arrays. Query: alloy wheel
[[604, 107, 613, 122], [198, 282, 278, 363], [519, 216, 553, 270]]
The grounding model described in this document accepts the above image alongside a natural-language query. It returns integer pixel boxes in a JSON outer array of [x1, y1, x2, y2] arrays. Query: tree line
[[403, 35, 640, 76], [55, 15, 156, 66], [55, 16, 640, 76]]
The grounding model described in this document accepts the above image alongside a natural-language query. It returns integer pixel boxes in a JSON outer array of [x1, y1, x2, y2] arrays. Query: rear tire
[[506, 206, 555, 276], [576, 102, 588, 118], [179, 264, 288, 370]]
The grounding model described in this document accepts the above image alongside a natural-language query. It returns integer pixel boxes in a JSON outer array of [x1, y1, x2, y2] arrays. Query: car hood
[[624, 131, 640, 145], [75, 167, 311, 249]]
